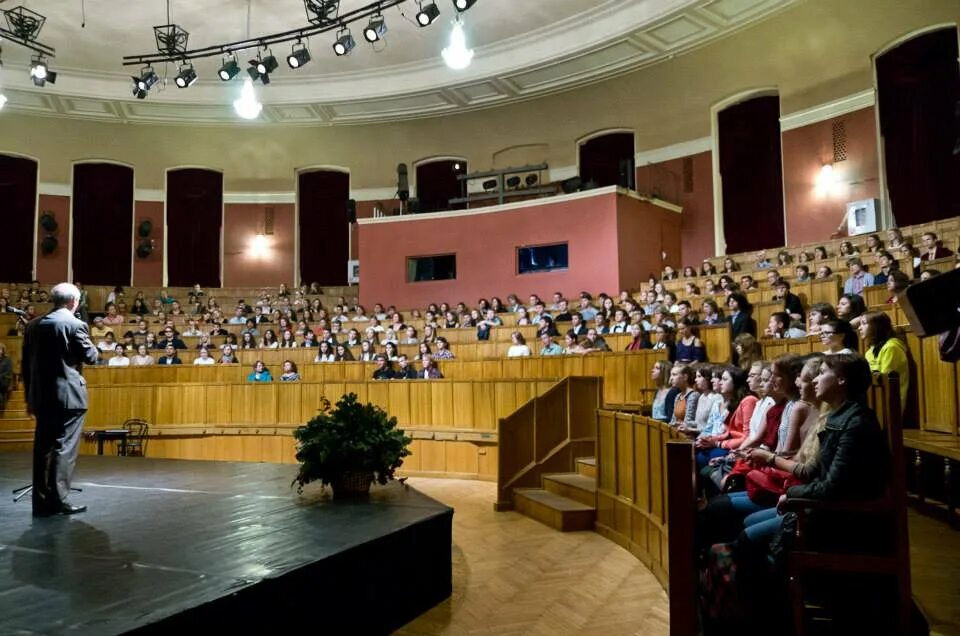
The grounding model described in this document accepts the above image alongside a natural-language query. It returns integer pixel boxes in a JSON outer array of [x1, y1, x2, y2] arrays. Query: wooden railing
[[79, 378, 555, 477], [594, 410, 696, 635], [495, 376, 602, 510]]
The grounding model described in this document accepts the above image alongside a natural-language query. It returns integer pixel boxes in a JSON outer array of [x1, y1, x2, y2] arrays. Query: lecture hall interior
[[1, 0, 960, 633]]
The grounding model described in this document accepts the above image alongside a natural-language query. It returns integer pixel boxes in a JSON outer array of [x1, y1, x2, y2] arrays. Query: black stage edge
[[0, 453, 452, 635]]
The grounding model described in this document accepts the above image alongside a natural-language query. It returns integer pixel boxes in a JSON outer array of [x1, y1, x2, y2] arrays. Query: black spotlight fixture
[[218, 55, 241, 81], [416, 2, 440, 26], [131, 65, 159, 98], [174, 62, 197, 88], [482, 179, 497, 192], [525, 174, 539, 187], [452, 0, 477, 12], [363, 14, 387, 43], [30, 56, 56, 87], [287, 42, 311, 69], [506, 176, 521, 190], [333, 28, 356, 56], [256, 51, 279, 75]]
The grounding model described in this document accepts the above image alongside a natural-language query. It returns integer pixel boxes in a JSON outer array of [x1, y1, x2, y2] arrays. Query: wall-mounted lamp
[[815, 163, 841, 198], [249, 233, 270, 259]]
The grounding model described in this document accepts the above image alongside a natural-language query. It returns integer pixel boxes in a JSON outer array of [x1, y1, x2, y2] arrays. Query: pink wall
[[636, 151, 715, 267], [353, 198, 401, 261], [616, 196, 683, 289], [35, 194, 70, 284], [358, 190, 676, 309], [133, 201, 164, 287], [222, 203, 296, 287], [782, 106, 880, 245]]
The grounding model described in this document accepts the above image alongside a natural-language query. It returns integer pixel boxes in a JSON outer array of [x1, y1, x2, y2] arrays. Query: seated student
[[675, 318, 706, 363], [130, 344, 154, 366], [568, 312, 588, 336], [920, 268, 941, 282], [157, 344, 182, 365], [772, 279, 804, 324], [89, 316, 113, 340], [539, 333, 564, 355], [433, 336, 455, 360], [682, 265, 698, 278], [393, 354, 418, 379], [507, 331, 532, 358], [794, 264, 812, 282], [815, 264, 833, 279], [873, 250, 897, 285], [650, 360, 679, 423], [701, 260, 718, 276], [219, 344, 238, 364], [371, 355, 395, 380], [838, 240, 859, 258], [885, 270, 911, 303], [859, 311, 909, 409], [624, 324, 650, 351], [898, 241, 922, 277], [193, 347, 216, 365], [776, 249, 792, 266], [920, 231, 954, 261], [419, 355, 443, 379], [279, 360, 300, 382], [836, 293, 866, 327], [693, 365, 757, 466], [553, 299, 572, 322], [314, 341, 336, 362], [334, 343, 355, 362], [108, 344, 131, 367], [764, 269, 782, 289], [739, 275, 759, 291], [727, 292, 757, 341], [668, 363, 700, 429], [103, 303, 125, 327], [765, 311, 807, 339], [97, 331, 118, 353], [700, 299, 724, 325], [722, 256, 741, 273], [843, 257, 875, 295], [820, 319, 857, 354], [157, 326, 187, 350], [247, 360, 273, 382], [806, 302, 838, 336], [754, 251, 773, 269], [579, 328, 611, 353]]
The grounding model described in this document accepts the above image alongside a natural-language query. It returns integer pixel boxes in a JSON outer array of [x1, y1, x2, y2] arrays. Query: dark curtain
[[166, 169, 222, 287], [298, 170, 350, 286], [416, 160, 467, 212], [0, 154, 37, 283], [877, 27, 960, 226], [72, 163, 134, 286], [719, 95, 785, 254], [579, 132, 635, 188]]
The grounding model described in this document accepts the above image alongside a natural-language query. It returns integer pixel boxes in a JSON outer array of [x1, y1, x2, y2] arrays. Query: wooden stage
[[0, 453, 452, 635]]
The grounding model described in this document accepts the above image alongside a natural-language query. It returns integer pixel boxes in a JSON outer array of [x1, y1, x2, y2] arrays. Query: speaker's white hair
[[51, 283, 81, 308]]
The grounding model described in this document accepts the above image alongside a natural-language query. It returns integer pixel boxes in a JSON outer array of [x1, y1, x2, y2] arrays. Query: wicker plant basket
[[332, 471, 374, 498]]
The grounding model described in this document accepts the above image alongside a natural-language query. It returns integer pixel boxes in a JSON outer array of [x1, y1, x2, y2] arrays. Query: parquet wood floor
[[396, 479, 668, 636], [397, 480, 960, 636]]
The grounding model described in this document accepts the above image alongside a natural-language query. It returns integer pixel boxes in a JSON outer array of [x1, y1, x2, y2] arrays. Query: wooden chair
[[781, 373, 916, 635], [122, 418, 149, 457]]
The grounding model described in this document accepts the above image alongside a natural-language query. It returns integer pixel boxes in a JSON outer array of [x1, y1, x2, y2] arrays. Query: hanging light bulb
[[442, 18, 474, 70], [233, 76, 263, 120]]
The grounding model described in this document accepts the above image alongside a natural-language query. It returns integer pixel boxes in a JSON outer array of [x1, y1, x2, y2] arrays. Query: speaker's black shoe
[[33, 503, 87, 517]]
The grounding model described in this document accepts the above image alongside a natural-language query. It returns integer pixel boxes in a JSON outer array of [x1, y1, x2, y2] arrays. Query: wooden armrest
[[781, 496, 892, 516]]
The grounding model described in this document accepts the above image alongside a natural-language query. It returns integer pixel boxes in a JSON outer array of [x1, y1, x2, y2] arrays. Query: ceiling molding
[[635, 137, 712, 165], [779, 89, 876, 131], [0, 0, 798, 126]]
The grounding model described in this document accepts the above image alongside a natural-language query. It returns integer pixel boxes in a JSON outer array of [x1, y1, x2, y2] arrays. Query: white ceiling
[[0, 0, 798, 124]]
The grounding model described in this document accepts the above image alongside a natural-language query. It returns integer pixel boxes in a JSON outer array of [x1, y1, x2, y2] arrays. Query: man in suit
[[22, 283, 99, 516], [157, 344, 182, 365]]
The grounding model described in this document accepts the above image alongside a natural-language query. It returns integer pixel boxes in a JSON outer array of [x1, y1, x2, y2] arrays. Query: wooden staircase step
[[543, 473, 596, 507], [576, 456, 597, 479], [0, 409, 28, 419], [513, 488, 595, 532]]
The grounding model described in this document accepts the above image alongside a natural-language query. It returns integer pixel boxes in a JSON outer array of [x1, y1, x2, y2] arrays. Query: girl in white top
[[507, 331, 532, 358], [108, 344, 130, 367], [684, 365, 723, 434], [194, 347, 216, 365], [98, 333, 118, 353], [261, 329, 279, 349], [131, 344, 154, 366], [314, 341, 336, 363]]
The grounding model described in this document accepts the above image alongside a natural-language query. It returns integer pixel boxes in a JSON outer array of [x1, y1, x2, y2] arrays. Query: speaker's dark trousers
[[32, 408, 86, 511]]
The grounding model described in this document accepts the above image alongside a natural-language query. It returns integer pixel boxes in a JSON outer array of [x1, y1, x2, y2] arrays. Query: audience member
[[247, 360, 273, 382]]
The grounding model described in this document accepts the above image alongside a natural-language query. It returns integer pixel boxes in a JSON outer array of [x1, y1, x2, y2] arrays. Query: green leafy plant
[[292, 393, 412, 494]]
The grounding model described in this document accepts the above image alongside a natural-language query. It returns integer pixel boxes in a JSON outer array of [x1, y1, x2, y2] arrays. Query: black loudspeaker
[[40, 235, 58, 255], [39, 212, 58, 232], [900, 267, 960, 336], [561, 177, 582, 194], [346, 199, 357, 223], [397, 163, 410, 202], [618, 158, 636, 190], [138, 219, 153, 238]]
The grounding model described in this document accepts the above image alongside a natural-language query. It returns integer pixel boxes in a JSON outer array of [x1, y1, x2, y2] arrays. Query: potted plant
[[292, 393, 412, 498]]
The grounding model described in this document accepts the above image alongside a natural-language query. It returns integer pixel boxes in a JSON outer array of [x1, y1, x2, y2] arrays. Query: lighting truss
[[0, 5, 56, 58], [122, 0, 409, 67]]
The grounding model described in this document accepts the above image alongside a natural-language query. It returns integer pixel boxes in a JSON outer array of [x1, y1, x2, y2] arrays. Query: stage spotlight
[[174, 63, 197, 88], [30, 56, 56, 87], [506, 176, 521, 189], [525, 174, 538, 187], [416, 2, 440, 26], [133, 86, 148, 99], [363, 15, 387, 42], [255, 52, 279, 75], [482, 179, 497, 191], [287, 43, 311, 69], [452, 0, 477, 12], [333, 29, 356, 56], [132, 66, 159, 92], [218, 56, 241, 81]]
